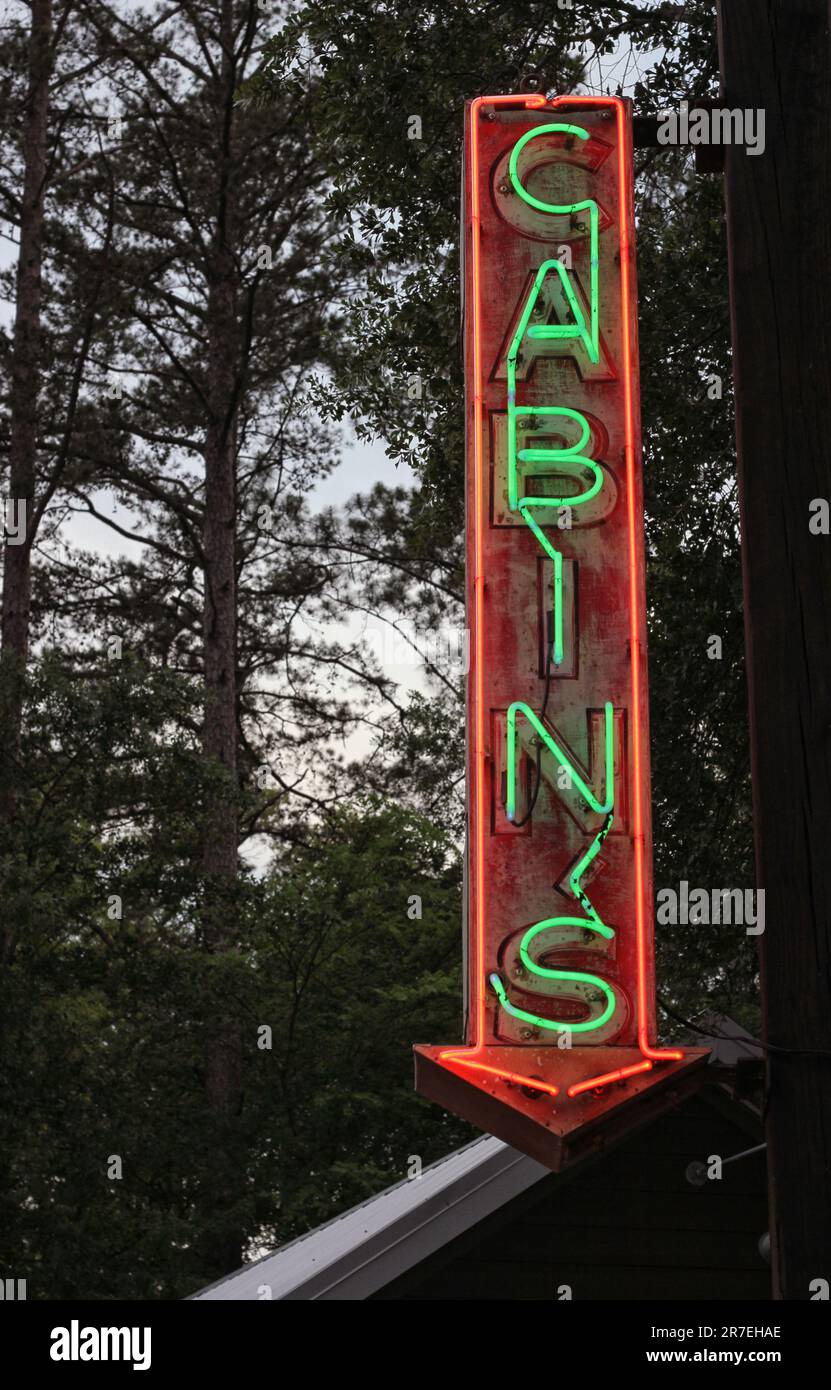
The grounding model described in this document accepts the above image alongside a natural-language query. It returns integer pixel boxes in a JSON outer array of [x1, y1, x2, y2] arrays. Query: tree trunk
[[199, 0, 243, 1276], [1, 0, 52, 946]]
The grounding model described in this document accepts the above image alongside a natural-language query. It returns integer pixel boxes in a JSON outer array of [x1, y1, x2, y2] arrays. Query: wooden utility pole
[[717, 0, 831, 1299]]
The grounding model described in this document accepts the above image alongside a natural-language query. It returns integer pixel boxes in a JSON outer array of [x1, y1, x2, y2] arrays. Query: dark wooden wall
[[372, 1088, 770, 1300]]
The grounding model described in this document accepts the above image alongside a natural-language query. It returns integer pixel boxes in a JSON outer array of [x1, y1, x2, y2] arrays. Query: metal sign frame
[[416, 94, 706, 1169]]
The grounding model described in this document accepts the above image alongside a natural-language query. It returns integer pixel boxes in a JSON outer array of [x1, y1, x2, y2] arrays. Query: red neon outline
[[457, 92, 682, 1101], [439, 1048, 559, 1099], [566, 1060, 653, 1099], [614, 106, 682, 1063]]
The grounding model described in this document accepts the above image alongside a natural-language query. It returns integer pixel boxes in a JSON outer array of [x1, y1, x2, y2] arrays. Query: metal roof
[[697, 1013, 763, 1068], [190, 1135, 548, 1301], [190, 1018, 761, 1301]]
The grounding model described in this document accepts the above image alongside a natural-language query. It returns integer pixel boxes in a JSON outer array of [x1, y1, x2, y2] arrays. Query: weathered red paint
[[414, 95, 706, 1166]]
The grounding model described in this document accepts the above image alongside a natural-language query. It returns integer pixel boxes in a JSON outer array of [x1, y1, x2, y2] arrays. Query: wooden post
[[717, 0, 831, 1300]]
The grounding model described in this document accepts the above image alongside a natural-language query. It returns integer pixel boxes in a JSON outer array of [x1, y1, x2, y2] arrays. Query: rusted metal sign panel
[[415, 94, 706, 1168]]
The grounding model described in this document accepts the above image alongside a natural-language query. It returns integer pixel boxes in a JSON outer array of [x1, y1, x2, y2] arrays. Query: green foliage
[[244, 800, 470, 1245], [0, 706, 470, 1295]]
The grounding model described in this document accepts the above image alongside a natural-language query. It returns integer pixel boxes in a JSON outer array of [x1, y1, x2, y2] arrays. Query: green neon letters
[[508, 123, 599, 362], [506, 130, 604, 660], [509, 407, 604, 513], [499, 703, 616, 1032], [490, 964, 615, 1034], [505, 700, 614, 826], [495, 122, 619, 1036]]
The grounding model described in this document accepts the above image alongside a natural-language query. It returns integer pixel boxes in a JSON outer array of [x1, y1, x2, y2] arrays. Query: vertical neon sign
[[415, 96, 705, 1166]]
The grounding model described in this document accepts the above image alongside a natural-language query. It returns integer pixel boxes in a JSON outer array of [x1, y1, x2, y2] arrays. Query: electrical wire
[[511, 626, 555, 828], [657, 996, 831, 1061]]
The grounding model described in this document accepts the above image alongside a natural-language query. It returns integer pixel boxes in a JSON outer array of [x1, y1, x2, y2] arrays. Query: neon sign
[[415, 95, 706, 1168]]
